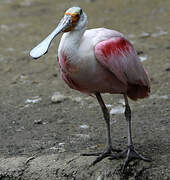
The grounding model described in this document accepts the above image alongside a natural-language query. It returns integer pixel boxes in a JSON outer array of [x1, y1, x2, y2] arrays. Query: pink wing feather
[[95, 36, 150, 100]]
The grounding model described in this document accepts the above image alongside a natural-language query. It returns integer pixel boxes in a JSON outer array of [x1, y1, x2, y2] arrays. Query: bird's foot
[[109, 145, 151, 172], [81, 146, 121, 166]]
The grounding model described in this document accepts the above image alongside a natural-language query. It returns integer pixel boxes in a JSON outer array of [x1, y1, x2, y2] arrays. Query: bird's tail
[[127, 84, 150, 101]]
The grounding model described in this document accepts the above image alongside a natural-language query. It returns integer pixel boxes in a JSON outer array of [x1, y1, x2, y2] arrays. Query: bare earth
[[0, 0, 170, 179]]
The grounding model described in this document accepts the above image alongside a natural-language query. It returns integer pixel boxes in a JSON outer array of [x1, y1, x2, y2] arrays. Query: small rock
[[33, 119, 43, 125], [165, 67, 170, 71], [140, 32, 150, 38], [151, 29, 168, 37], [89, 145, 99, 150], [58, 142, 65, 146], [149, 94, 169, 100], [12, 74, 30, 84], [57, 119, 65, 124], [97, 175, 103, 180], [137, 50, 144, 55], [73, 134, 90, 140], [58, 148, 66, 153], [110, 106, 124, 115], [159, 95, 169, 99], [49, 146, 66, 153], [49, 147, 58, 150], [139, 55, 148, 62], [71, 96, 84, 106], [106, 104, 112, 108], [80, 125, 89, 129], [51, 92, 67, 103], [25, 96, 42, 104], [73, 97, 82, 103]]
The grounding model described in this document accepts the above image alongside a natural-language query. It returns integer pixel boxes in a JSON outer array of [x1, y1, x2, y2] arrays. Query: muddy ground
[[0, 0, 170, 179]]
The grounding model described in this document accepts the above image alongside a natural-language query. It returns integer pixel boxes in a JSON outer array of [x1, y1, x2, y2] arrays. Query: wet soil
[[0, 0, 170, 179]]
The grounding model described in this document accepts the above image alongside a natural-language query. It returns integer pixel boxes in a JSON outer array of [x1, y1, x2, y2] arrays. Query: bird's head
[[62, 7, 85, 32], [59, 6, 87, 32], [30, 7, 87, 59]]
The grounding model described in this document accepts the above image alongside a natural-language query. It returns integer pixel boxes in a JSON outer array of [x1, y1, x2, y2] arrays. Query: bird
[[30, 7, 151, 172]]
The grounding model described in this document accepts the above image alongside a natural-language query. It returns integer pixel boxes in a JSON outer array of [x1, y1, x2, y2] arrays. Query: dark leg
[[110, 94, 151, 172], [96, 92, 112, 150], [81, 92, 121, 165]]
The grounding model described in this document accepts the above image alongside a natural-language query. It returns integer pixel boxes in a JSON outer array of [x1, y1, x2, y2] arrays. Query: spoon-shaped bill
[[30, 15, 72, 59], [30, 26, 62, 59]]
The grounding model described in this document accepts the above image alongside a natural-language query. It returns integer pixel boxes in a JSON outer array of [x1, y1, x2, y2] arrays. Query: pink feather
[[95, 36, 150, 100]]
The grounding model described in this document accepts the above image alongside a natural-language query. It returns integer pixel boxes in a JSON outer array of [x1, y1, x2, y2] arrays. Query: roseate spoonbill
[[30, 7, 151, 171]]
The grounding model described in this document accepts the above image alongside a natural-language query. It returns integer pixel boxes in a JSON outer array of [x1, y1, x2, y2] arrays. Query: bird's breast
[[59, 52, 80, 75], [58, 38, 96, 78]]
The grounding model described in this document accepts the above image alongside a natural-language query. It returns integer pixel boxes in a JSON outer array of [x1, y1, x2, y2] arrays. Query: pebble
[[151, 29, 168, 37], [140, 32, 150, 38], [137, 50, 144, 55], [139, 55, 148, 62], [89, 145, 99, 150], [49, 146, 66, 153], [51, 92, 67, 103], [72, 97, 82, 103], [71, 96, 84, 106], [73, 134, 90, 140], [106, 104, 112, 108], [139, 29, 168, 39], [58, 142, 65, 146], [57, 119, 65, 124], [110, 106, 124, 115], [80, 124, 89, 129], [33, 119, 43, 125], [165, 67, 170, 71], [97, 175, 103, 180], [25, 96, 42, 104], [12, 74, 30, 84], [149, 94, 169, 100]]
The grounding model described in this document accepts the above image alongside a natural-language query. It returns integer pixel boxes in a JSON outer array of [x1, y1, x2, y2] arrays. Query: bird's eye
[[80, 9, 82, 14]]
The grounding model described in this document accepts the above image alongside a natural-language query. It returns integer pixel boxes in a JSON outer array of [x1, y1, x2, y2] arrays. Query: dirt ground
[[0, 0, 170, 179]]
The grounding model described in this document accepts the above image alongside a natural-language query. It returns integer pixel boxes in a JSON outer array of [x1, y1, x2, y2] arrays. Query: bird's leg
[[96, 92, 121, 153], [81, 92, 121, 165], [110, 94, 151, 172]]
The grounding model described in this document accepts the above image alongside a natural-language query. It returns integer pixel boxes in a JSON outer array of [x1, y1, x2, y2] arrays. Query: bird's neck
[[64, 26, 87, 46]]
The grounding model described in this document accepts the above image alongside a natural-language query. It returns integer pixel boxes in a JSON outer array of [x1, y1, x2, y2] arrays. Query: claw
[[92, 152, 110, 165], [81, 146, 122, 165], [109, 145, 152, 173]]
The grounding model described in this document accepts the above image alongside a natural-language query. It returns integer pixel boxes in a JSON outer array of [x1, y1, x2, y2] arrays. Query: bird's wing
[[95, 36, 149, 87]]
